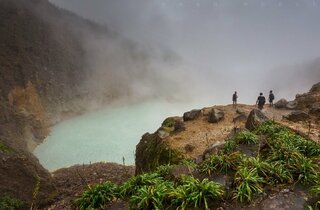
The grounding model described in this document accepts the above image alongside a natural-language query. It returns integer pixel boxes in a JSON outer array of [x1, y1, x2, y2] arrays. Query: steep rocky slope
[[0, 0, 131, 208]]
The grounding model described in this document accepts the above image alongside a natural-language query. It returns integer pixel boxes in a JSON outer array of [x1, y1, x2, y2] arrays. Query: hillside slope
[[0, 0, 133, 208]]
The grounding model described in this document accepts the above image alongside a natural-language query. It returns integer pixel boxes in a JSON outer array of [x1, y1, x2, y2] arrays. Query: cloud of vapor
[[49, 0, 320, 105]]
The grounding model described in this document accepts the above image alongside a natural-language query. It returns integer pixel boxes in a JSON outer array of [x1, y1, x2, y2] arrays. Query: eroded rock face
[[208, 108, 224, 123], [286, 101, 298, 110], [183, 109, 201, 121], [245, 109, 269, 131], [309, 103, 320, 118], [285, 111, 311, 122], [295, 82, 320, 110]]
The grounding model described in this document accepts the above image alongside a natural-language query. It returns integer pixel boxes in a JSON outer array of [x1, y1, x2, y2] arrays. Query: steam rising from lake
[[34, 100, 201, 171]]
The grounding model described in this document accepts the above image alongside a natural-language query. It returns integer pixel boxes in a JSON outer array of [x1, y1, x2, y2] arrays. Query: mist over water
[[50, 0, 320, 104], [35, 1, 320, 170], [34, 100, 202, 171]]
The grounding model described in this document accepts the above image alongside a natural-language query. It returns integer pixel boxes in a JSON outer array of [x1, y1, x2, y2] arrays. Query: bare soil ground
[[166, 104, 319, 160], [43, 162, 134, 210]]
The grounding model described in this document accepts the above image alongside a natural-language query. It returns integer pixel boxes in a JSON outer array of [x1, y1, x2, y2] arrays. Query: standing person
[[256, 92, 266, 110], [232, 91, 238, 107], [269, 90, 275, 107]]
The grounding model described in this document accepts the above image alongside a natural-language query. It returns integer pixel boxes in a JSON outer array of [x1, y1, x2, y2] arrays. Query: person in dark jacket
[[232, 91, 238, 107], [256, 92, 266, 110], [269, 90, 275, 107]]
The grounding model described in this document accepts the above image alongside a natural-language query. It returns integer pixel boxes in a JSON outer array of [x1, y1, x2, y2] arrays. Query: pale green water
[[34, 100, 200, 171]]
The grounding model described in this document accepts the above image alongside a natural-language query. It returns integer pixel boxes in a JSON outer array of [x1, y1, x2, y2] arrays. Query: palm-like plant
[[235, 131, 258, 144], [119, 173, 163, 197], [233, 167, 264, 203], [129, 180, 174, 210], [76, 181, 118, 210], [223, 138, 237, 154], [170, 176, 224, 210], [199, 152, 241, 175]]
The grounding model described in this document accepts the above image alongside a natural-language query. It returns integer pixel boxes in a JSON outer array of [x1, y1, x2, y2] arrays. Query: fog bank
[[49, 0, 320, 105]]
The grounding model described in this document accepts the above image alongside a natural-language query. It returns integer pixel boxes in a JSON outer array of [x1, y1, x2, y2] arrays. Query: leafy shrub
[[0, 195, 24, 210], [268, 161, 294, 184], [76, 181, 118, 210], [223, 139, 237, 153], [235, 131, 258, 144], [255, 120, 285, 135], [129, 180, 174, 210], [170, 176, 224, 210], [154, 164, 174, 177], [199, 152, 241, 175], [119, 173, 163, 197], [288, 155, 319, 184], [233, 167, 264, 203]]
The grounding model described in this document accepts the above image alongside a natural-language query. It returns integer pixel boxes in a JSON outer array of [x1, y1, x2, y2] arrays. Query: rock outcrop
[[135, 132, 183, 174], [295, 82, 320, 111], [285, 111, 311, 122], [183, 109, 201, 121], [208, 108, 224, 123], [245, 109, 269, 131], [274, 98, 288, 109]]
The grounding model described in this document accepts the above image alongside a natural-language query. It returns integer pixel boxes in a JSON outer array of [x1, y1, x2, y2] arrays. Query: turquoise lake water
[[33, 100, 200, 171]]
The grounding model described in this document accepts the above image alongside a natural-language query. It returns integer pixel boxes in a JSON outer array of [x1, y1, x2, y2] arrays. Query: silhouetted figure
[[269, 90, 275, 107], [232, 91, 238, 107], [256, 92, 266, 110]]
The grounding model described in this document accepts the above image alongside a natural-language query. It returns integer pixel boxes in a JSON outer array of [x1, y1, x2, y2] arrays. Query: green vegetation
[[199, 152, 241, 174], [233, 167, 264, 203], [76, 167, 223, 210], [76, 121, 320, 209], [223, 138, 237, 153], [0, 195, 24, 210], [0, 142, 11, 154], [76, 181, 118, 210], [162, 117, 175, 128], [235, 131, 258, 144], [170, 176, 224, 210]]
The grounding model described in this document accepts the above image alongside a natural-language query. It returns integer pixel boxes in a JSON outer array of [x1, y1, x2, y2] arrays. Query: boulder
[[208, 108, 224, 123], [274, 98, 288, 109], [285, 111, 311, 122], [183, 109, 201, 121], [135, 132, 183, 174], [162, 117, 185, 132], [245, 109, 269, 131], [286, 100, 298, 110]]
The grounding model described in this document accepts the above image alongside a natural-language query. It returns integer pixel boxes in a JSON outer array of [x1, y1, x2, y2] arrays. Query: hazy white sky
[[49, 0, 320, 103]]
